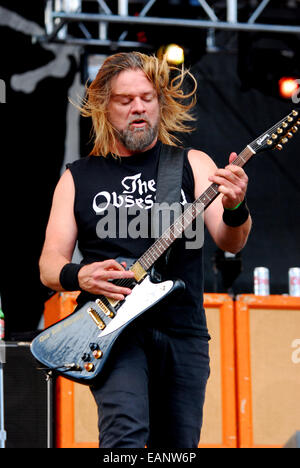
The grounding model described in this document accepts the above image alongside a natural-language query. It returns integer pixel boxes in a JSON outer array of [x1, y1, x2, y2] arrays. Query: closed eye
[[120, 98, 132, 105]]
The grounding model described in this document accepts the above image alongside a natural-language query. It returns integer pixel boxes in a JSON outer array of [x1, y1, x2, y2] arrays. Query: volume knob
[[84, 363, 94, 372], [93, 350, 103, 359], [89, 343, 103, 359]]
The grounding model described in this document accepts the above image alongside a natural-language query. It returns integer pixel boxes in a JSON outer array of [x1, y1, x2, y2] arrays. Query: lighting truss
[[38, 0, 300, 50]]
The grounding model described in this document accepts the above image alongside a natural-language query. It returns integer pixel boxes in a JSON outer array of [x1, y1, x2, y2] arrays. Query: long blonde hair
[[79, 51, 197, 156]]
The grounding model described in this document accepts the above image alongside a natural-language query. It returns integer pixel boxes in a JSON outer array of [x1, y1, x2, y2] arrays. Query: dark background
[[0, 1, 299, 339]]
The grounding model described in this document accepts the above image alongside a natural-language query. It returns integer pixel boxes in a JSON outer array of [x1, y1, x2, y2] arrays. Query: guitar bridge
[[87, 307, 106, 330]]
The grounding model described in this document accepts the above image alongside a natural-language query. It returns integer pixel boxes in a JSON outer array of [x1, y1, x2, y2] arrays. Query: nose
[[131, 97, 145, 114]]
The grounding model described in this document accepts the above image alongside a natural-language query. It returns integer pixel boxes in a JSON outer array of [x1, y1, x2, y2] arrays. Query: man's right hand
[[78, 259, 135, 300]]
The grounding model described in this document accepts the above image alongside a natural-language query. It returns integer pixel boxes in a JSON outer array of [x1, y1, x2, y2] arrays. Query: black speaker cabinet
[[3, 342, 53, 448]]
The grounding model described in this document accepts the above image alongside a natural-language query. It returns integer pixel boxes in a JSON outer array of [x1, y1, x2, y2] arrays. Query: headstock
[[250, 109, 299, 154]]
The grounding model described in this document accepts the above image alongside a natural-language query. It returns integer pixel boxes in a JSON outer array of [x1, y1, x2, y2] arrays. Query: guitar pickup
[[95, 298, 115, 318], [87, 307, 106, 330]]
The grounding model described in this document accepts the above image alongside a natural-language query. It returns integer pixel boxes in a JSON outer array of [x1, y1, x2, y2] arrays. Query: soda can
[[289, 268, 300, 296], [254, 267, 270, 295]]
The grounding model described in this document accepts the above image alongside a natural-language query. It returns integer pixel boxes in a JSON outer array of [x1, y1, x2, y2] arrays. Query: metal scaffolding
[[38, 0, 300, 50]]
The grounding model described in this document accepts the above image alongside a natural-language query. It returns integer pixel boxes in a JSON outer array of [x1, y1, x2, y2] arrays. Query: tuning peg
[[276, 144, 283, 151], [267, 139, 273, 146], [287, 132, 293, 139], [292, 110, 299, 117], [288, 116, 293, 122], [292, 125, 298, 133], [277, 127, 283, 134], [282, 122, 288, 128], [297, 119, 300, 125], [272, 133, 278, 139], [281, 137, 288, 144]]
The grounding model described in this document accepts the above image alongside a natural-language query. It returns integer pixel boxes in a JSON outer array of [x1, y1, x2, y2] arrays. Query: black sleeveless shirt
[[67, 142, 209, 337]]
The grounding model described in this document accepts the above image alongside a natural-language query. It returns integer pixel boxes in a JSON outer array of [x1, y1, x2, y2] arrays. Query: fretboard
[[137, 145, 255, 271]]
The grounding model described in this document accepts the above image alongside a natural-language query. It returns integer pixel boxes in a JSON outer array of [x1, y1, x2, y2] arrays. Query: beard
[[116, 115, 159, 152]]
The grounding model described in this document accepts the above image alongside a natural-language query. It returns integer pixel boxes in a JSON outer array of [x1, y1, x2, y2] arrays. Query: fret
[[200, 195, 209, 205], [161, 237, 169, 249], [182, 212, 192, 227], [143, 251, 154, 265], [234, 147, 255, 167], [236, 154, 246, 166], [169, 231, 176, 242], [139, 257, 149, 271], [207, 184, 218, 194], [173, 224, 182, 236], [156, 243, 163, 254]]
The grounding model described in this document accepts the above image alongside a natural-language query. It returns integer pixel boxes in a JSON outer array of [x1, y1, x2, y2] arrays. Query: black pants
[[90, 322, 210, 448]]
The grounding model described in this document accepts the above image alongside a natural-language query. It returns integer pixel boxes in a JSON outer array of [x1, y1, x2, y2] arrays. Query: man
[[39, 52, 251, 448]]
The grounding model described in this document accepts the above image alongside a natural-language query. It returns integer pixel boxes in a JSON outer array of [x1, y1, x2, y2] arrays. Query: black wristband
[[59, 263, 82, 291], [222, 199, 250, 227]]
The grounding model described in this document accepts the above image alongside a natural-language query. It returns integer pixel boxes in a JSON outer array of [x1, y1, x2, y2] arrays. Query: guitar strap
[[152, 143, 186, 239], [116, 144, 186, 271]]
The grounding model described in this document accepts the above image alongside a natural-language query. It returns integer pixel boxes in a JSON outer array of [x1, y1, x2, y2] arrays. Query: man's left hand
[[208, 152, 248, 210]]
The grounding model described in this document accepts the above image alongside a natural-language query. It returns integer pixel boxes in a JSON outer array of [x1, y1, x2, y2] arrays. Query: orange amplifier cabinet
[[198, 294, 237, 448], [235, 294, 300, 448], [44, 292, 237, 448]]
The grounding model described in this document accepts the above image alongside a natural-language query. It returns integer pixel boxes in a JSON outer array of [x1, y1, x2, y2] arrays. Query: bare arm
[[39, 169, 134, 300], [188, 149, 252, 254], [39, 169, 78, 290]]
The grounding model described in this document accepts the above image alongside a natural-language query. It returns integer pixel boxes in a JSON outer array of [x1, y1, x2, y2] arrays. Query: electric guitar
[[31, 108, 299, 384]]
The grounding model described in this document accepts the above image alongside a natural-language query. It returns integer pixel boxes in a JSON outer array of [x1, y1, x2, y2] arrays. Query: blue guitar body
[[31, 272, 184, 384]]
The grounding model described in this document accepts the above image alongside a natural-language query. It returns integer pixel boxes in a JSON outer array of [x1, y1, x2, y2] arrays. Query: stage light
[[278, 77, 299, 99], [165, 44, 184, 65], [158, 44, 185, 65]]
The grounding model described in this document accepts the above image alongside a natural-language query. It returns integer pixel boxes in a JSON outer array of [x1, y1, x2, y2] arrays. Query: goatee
[[117, 119, 158, 152]]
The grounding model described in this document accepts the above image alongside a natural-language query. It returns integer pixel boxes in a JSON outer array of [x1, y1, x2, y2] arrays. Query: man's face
[[107, 69, 160, 155]]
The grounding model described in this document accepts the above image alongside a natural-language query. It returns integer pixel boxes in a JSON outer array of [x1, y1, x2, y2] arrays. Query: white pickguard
[[98, 275, 174, 337]]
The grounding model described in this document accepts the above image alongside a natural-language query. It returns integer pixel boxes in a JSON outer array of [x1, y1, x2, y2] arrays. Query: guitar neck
[[137, 145, 255, 272], [133, 107, 300, 273]]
